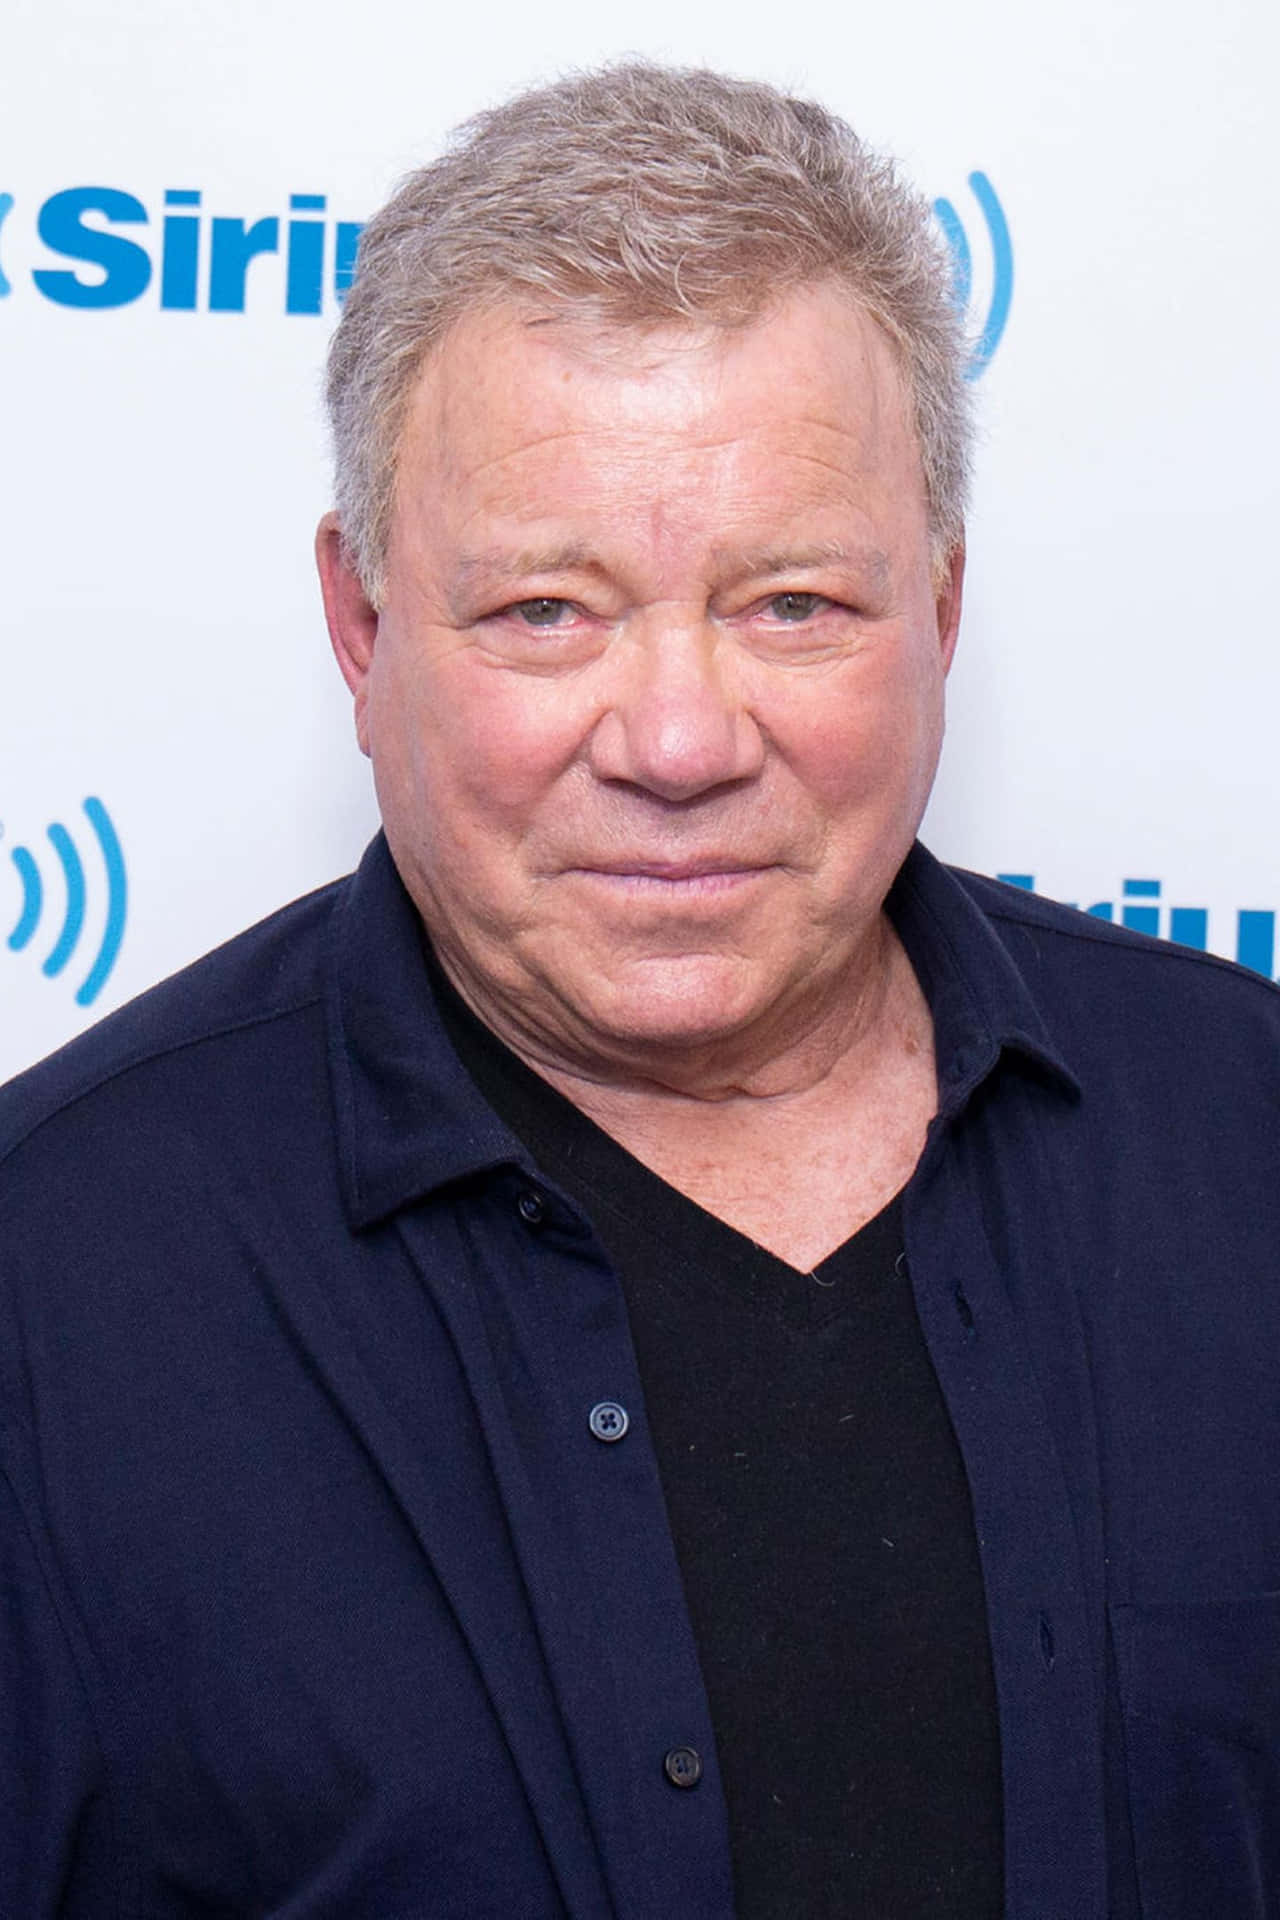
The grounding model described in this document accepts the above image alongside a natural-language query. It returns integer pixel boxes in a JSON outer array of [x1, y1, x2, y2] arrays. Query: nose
[[587, 616, 766, 801]]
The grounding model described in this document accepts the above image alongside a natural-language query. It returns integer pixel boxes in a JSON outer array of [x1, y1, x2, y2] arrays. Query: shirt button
[[664, 1746, 703, 1788], [588, 1400, 629, 1442], [516, 1189, 545, 1225]]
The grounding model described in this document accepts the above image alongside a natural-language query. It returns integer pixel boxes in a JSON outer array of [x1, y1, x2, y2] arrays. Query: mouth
[[565, 861, 772, 895]]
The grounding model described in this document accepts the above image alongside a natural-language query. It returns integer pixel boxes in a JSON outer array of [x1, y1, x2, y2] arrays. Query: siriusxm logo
[[4, 798, 127, 1007], [1000, 873, 1279, 981], [0, 186, 361, 313], [0, 192, 12, 298], [0, 174, 1012, 366], [933, 173, 1013, 380]]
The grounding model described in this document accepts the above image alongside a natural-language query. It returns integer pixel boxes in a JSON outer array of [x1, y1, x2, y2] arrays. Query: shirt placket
[[399, 1168, 737, 1920], [905, 1056, 1108, 1920]]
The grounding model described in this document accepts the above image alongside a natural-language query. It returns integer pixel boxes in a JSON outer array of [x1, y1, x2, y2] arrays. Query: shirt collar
[[327, 833, 1080, 1230], [887, 842, 1081, 1109], [325, 835, 534, 1229]]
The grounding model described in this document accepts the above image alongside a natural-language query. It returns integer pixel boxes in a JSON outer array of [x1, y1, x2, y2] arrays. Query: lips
[[559, 861, 774, 903], [574, 859, 765, 881]]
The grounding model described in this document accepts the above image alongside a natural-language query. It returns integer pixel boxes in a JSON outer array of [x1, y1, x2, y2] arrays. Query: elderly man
[[2, 62, 1278, 1920]]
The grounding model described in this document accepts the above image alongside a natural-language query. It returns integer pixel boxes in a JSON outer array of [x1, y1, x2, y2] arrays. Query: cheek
[[784, 657, 943, 814], [399, 658, 593, 841]]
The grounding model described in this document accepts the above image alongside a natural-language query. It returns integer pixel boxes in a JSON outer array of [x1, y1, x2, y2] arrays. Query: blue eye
[[513, 598, 569, 626], [768, 592, 824, 621]]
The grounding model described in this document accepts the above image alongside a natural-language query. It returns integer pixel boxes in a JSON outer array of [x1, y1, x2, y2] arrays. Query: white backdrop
[[3, 0, 1277, 1080]]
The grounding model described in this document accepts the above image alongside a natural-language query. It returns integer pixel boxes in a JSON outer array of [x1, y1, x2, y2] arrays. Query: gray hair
[[326, 62, 971, 605]]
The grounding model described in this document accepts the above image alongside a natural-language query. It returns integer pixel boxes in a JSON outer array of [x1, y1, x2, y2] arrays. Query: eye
[[766, 591, 827, 622], [510, 597, 572, 627]]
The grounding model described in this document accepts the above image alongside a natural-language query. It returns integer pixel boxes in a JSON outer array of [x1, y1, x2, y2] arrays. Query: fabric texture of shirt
[[1, 833, 1279, 1919]]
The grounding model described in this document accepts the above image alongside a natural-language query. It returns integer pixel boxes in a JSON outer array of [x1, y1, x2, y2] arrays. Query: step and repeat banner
[[2, 0, 1276, 1079]]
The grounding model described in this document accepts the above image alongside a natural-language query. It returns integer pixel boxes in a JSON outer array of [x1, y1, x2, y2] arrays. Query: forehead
[[391, 284, 925, 550]]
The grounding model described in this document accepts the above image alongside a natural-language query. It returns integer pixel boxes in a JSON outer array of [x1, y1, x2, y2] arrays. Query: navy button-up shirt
[[2, 833, 1278, 1918]]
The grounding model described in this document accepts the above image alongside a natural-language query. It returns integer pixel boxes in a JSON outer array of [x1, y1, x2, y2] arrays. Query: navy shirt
[[2, 834, 1279, 1918]]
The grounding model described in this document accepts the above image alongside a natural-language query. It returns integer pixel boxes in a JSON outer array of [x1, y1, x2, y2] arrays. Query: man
[[1, 62, 1277, 1920]]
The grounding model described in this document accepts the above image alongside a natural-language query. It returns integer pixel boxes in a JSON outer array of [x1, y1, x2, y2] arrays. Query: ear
[[935, 542, 965, 675], [316, 512, 378, 757]]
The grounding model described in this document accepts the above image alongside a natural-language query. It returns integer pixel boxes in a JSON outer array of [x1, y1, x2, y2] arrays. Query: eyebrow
[[448, 544, 604, 606], [719, 541, 892, 593], [454, 543, 595, 581]]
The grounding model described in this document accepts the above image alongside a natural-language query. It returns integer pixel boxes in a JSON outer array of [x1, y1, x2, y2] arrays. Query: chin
[[565, 952, 775, 1054]]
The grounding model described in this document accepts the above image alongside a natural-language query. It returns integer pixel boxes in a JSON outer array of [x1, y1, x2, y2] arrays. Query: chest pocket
[[1111, 1596, 1280, 1919]]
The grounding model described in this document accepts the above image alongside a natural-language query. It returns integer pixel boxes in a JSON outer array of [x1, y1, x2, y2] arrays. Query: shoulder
[[0, 876, 346, 1175], [0, 876, 367, 1445], [944, 861, 1280, 1089], [951, 860, 1280, 993]]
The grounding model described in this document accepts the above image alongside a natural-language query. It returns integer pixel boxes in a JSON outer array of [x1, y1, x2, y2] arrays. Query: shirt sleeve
[[0, 1455, 116, 1917]]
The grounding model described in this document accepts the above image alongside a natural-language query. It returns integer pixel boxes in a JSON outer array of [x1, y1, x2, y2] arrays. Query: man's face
[[321, 284, 962, 1077]]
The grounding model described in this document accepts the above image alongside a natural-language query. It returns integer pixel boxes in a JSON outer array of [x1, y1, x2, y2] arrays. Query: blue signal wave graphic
[[0, 193, 12, 299], [933, 172, 1013, 380], [7, 797, 127, 1006]]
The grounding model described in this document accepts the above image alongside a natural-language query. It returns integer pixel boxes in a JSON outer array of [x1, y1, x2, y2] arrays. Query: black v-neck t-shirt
[[435, 972, 1004, 1919]]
